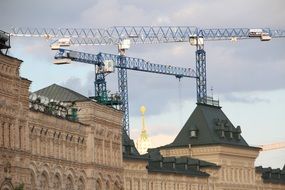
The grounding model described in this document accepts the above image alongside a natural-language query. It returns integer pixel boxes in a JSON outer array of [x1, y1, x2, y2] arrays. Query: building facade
[[0, 54, 284, 190]]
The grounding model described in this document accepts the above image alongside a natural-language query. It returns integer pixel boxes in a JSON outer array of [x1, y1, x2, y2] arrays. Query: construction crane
[[10, 26, 285, 135], [259, 141, 285, 151], [11, 26, 285, 103], [54, 48, 197, 134]]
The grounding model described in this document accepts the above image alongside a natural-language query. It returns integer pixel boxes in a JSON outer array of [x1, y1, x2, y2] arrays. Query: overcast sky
[[1, 0, 284, 168]]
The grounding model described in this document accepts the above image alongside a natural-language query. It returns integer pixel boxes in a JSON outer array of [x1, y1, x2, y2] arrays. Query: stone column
[[0, 121, 3, 147], [4, 122, 9, 148]]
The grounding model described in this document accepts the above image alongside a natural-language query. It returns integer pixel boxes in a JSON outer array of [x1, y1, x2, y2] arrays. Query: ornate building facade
[[0, 53, 284, 190]]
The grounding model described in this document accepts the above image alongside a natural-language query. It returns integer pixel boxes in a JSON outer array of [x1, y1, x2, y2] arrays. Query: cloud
[[80, 0, 152, 26], [169, 0, 285, 28], [150, 134, 175, 148], [60, 72, 95, 97], [222, 93, 270, 104]]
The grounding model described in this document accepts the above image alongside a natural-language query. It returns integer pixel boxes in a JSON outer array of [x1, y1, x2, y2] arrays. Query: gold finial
[[140, 105, 146, 115]]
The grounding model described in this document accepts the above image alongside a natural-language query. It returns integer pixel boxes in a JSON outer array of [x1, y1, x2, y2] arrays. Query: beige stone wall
[[0, 55, 31, 189], [123, 159, 209, 190], [76, 101, 123, 168], [159, 145, 285, 190], [0, 54, 124, 190]]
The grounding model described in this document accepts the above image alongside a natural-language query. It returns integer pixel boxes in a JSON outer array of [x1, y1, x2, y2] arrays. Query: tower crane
[[53, 48, 197, 134], [10, 26, 285, 135]]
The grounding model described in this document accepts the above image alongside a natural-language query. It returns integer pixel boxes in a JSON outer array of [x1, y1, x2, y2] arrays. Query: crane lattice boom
[[55, 49, 197, 78], [11, 26, 285, 45]]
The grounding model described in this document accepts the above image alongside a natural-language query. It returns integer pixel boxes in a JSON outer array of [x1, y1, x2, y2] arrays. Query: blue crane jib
[[55, 48, 196, 135], [55, 49, 197, 78]]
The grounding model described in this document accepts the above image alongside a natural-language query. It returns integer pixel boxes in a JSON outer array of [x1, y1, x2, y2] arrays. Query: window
[[189, 125, 198, 138], [53, 175, 61, 189], [190, 130, 197, 137], [221, 130, 225, 138], [229, 131, 233, 139]]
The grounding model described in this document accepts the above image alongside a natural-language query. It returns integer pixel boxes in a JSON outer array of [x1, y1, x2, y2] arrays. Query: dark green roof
[[122, 129, 147, 160], [146, 149, 216, 177], [34, 84, 89, 102], [162, 103, 249, 149], [256, 165, 285, 184]]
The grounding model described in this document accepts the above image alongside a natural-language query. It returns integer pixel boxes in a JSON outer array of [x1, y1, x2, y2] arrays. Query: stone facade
[[0, 54, 284, 190], [0, 55, 123, 190]]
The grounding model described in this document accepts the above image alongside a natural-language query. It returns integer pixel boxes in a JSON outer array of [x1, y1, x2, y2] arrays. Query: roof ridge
[[34, 83, 89, 102], [55, 83, 89, 100]]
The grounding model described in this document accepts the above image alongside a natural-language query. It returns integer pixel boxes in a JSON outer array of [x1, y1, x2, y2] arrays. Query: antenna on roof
[[210, 86, 214, 98]]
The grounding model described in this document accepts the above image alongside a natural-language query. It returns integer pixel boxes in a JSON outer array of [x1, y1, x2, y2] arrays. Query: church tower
[[135, 106, 152, 154]]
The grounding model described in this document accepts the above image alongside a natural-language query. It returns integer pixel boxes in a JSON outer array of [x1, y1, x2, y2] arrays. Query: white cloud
[[80, 0, 151, 26], [150, 134, 175, 148]]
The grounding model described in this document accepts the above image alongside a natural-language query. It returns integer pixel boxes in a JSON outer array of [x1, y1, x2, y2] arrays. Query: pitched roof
[[146, 149, 216, 177], [122, 129, 148, 160], [162, 103, 249, 149], [256, 165, 285, 184], [34, 84, 90, 102]]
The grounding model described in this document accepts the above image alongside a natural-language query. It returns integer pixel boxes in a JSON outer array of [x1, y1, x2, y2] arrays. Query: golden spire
[[136, 105, 152, 154], [140, 105, 148, 140]]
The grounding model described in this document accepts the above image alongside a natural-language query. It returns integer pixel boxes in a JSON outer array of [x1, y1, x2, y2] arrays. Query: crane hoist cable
[[178, 78, 183, 127]]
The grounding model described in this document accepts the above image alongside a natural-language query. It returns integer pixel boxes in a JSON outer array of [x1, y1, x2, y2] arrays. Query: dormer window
[[189, 125, 198, 138], [220, 130, 225, 138], [237, 133, 241, 140], [236, 126, 242, 140], [190, 130, 197, 138], [130, 147, 135, 154], [197, 164, 200, 171], [229, 132, 233, 139], [215, 119, 225, 138]]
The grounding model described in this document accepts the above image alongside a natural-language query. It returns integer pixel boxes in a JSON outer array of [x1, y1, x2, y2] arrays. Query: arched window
[[40, 172, 48, 190], [53, 174, 61, 189], [114, 181, 120, 190], [0, 179, 14, 190], [66, 176, 74, 190], [95, 179, 102, 190], [30, 172, 36, 190], [106, 181, 110, 190], [78, 178, 85, 190]]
